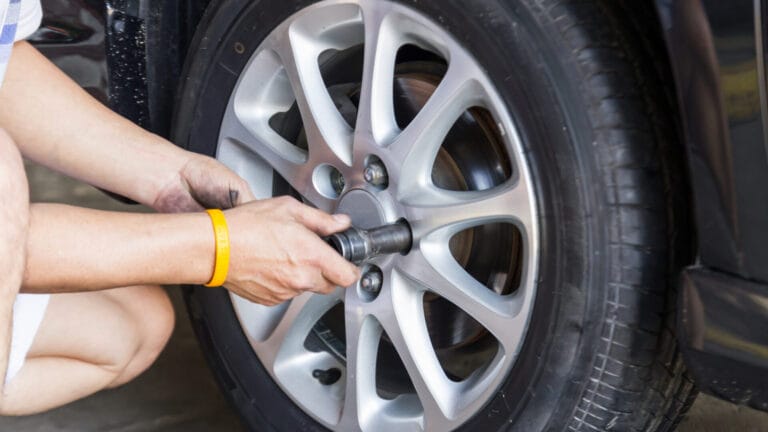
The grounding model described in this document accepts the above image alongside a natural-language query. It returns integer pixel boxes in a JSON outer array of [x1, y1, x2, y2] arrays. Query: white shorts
[[5, 293, 50, 385]]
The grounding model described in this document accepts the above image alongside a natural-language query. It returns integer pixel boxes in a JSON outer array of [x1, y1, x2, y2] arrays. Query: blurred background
[[0, 162, 765, 432]]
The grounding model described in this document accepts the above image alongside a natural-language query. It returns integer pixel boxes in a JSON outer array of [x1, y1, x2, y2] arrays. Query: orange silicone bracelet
[[204, 209, 230, 287]]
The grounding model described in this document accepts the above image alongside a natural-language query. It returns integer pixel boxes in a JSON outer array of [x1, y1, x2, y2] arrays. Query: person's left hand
[[151, 154, 256, 213]]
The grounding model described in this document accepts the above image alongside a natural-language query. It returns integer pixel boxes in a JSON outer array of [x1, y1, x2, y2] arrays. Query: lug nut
[[363, 160, 388, 187], [359, 268, 383, 299], [330, 169, 345, 196]]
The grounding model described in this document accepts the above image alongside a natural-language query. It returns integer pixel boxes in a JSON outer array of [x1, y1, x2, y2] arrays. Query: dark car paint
[[31, 0, 108, 102], [655, 0, 768, 410], [32, 0, 768, 412], [656, 0, 768, 281], [33, 0, 207, 135]]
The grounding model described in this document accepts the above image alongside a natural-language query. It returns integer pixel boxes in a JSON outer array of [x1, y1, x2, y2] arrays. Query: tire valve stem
[[312, 367, 342, 385]]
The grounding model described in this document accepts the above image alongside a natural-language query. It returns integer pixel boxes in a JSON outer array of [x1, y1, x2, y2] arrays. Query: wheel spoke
[[339, 303, 381, 431], [403, 178, 534, 239], [221, 1, 541, 429], [219, 111, 335, 210], [258, 291, 341, 376], [252, 291, 347, 425], [396, 250, 523, 352], [355, 3, 400, 146], [392, 59, 486, 194], [272, 18, 355, 166], [379, 272, 457, 427]]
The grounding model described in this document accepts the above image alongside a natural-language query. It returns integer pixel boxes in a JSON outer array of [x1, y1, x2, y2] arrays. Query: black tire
[[173, 0, 696, 430]]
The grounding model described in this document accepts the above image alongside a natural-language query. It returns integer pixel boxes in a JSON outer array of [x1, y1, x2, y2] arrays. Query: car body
[[31, 0, 768, 422]]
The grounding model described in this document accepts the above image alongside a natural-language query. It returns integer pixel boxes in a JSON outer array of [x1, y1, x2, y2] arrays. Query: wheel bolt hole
[[312, 367, 342, 385], [363, 155, 388, 188], [358, 265, 383, 302], [313, 164, 345, 198]]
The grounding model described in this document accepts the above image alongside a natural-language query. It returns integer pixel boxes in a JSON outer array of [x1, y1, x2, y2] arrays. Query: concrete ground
[[0, 162, 766, 431]]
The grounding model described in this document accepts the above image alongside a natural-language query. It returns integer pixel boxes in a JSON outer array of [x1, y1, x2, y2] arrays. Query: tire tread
[[539, 0, 697, 430]]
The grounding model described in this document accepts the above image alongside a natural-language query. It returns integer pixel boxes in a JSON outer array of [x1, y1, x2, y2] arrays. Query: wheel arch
[[651, 0, 768, 280], [104, 0, 211, 137], [652, 0, 768, 411]]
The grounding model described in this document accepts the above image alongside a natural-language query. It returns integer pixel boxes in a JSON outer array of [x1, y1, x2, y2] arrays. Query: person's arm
[[0, 42, 249, 212], [23, 197, 360, 305], [22, 204, 214, 291]]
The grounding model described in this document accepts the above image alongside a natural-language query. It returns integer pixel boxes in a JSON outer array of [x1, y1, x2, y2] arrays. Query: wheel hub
[[336, 189, 386, 229]]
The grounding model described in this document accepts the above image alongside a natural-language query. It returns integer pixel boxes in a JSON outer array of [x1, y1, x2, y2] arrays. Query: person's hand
[[223, 196, 360, 305], [152, 153, 255, 212]]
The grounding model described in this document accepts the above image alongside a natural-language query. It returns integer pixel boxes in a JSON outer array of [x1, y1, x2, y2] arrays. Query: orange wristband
[[204, 209, 230, 287]]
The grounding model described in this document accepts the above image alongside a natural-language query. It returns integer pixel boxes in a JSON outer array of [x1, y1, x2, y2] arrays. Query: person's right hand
[[223, 196, 360, 305]]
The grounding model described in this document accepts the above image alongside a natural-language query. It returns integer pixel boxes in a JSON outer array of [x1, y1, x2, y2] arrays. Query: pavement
[[0, 162, 765, 431]]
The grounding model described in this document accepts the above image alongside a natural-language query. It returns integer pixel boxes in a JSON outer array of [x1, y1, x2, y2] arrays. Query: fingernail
[[333, 214, 350, 224]]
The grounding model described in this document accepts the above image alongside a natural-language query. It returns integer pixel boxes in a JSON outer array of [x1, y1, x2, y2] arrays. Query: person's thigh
[[0, 285, 174, 415], [0, 128, 28, 295], [0, 128, 29, 398], [28, 285, 173, 371]]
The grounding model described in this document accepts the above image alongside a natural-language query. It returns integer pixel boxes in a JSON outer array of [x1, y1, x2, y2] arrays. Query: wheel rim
[[215, 1, 539, 430]]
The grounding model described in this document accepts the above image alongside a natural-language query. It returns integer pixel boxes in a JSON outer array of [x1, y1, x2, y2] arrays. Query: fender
[[32, 0, 209, 137], [654, 0, 768, 410]]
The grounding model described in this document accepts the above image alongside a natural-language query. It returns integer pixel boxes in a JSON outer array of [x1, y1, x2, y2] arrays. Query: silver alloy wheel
[[215, 1, 539, 430]]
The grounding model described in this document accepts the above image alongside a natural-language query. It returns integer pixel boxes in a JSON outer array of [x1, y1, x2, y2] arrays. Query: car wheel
[[174, 0, 696, 430]]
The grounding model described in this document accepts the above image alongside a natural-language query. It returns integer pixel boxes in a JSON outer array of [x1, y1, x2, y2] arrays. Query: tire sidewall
[[174, 1, 610, 431]]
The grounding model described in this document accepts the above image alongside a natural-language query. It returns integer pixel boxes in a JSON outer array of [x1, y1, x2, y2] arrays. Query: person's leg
[[0, 285, 174, 416], [0, 128, 174, 415], [0, 129, 29, 395]]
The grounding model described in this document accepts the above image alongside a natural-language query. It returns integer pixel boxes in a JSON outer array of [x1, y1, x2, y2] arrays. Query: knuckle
[[293, 273, 316, 291], [278, 195, 299, 207], [276, 196, 302, 215], [304, 252, 323, 269]]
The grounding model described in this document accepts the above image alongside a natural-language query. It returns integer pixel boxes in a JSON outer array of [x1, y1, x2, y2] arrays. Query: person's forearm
[[22, 204, 214, 293], [0, 42, 190, 206]]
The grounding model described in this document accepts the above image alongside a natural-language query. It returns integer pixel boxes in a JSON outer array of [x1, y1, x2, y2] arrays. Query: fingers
[[224, 195, 361, 307], [319, 251, 360, 288], [192, 182, 253, 210], [227, 267, 341, 306], [277, 197, 351, 236], [227, 284, 286, 306], [275, 198, 359, 286], [276, 235, 359, 296], [305, 236, 361, 288], [190, 187, 235, 210], [236, 181, 257, 205], [181, 155, 256, 209], [294, 268, 336, 295], [228, 178, 256, 207]]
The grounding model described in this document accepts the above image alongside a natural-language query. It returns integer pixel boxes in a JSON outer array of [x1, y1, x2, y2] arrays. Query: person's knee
[[108, 286, 174, 387], [0, 128, 28, 216], [0, 127, 25, 185], [136, 286, 175, 357], [0, 128, 28, 293]]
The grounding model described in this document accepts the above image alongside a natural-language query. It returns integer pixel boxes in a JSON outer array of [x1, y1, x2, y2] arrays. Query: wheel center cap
[[336, 189, 384, 229]]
